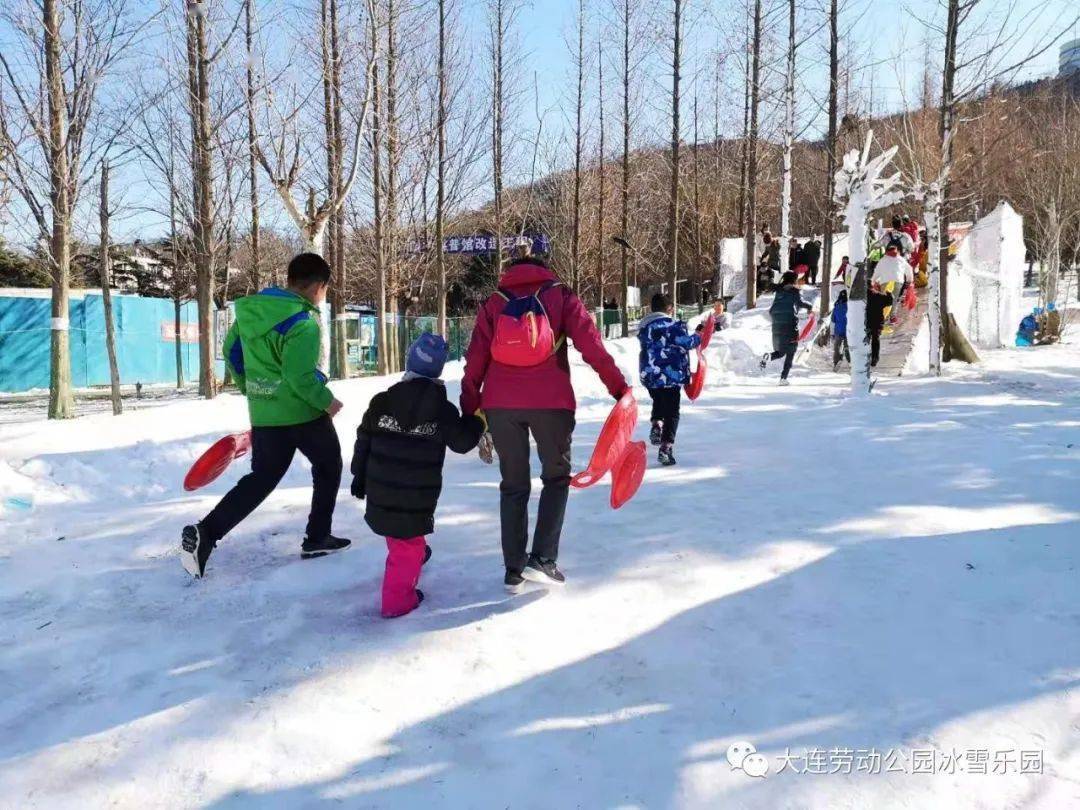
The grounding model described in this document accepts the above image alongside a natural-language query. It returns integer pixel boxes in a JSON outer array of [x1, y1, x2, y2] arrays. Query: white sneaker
[[778, 378, 791, 386]]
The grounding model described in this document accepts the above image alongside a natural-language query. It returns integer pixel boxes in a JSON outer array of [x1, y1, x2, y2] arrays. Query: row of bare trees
[[1, 0, 1077, 415]]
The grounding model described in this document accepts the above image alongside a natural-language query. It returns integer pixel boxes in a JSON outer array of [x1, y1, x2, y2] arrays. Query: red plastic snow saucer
[[684, 351, 707, 401], [571, 390, 638, 489], [610, 441, 647, 509], [183, 431, 252, 492], [798, 312, 817, 342], [698, 313, 717, 350]]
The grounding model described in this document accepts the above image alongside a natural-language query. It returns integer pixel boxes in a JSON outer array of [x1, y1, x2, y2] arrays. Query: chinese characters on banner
[[406, 233, 552, 256]]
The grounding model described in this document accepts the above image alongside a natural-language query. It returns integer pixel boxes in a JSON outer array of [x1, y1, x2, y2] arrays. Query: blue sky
[[0, 0, 1075, 246]]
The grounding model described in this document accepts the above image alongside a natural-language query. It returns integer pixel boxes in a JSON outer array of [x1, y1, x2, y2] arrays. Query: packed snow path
[[1, 336, 1078, 809]]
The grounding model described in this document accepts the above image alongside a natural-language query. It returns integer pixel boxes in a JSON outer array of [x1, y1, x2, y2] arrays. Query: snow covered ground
[[1, 313, 1078, 809]]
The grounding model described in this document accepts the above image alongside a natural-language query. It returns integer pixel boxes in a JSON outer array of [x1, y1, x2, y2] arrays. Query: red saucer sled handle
[[571, 390, 638, 489], [698, 313, 717, 350], [610, 441, 647, 509], [684, 351, 707, 402], [798, 312, 817, 342], [183, 431, 252, 492]]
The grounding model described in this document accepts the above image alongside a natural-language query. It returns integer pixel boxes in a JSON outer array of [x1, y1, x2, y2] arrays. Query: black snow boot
[[759, 352, 770, 371], [505, 568, 526, 594], [180, 524, 215, 579], [423, 544, 433, 565], [649, 422, 663, 446], [658, 444, 677, 466], [523, 555, 566, 586], [301, 534, 352, 559]]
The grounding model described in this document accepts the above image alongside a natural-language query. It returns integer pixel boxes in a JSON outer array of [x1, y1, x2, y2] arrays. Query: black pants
[[832, 335, 850, 367], [200, 415, 342, 544], [871, 331, 882, 366], [770, 329, 798, 380], [807, 264, 819, 285], [647, 387, 681, 445], [487, 408, 574, 571]]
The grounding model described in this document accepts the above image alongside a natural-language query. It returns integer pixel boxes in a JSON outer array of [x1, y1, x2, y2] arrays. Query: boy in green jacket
[[181, 253, 350, 579]]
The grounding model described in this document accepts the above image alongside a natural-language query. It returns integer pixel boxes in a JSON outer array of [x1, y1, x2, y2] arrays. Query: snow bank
[[949, 202, 1025, 348]]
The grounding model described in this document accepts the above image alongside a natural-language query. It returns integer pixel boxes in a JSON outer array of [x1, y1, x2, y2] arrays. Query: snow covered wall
[[948, 202, 1025, 348]]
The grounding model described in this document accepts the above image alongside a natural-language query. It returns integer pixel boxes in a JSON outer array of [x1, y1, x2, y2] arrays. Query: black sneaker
[[301, 534, 351, 559], [423, 544, 432, 565], [649, 422, 663, 446], [415, 588, 424, 605], [523, 556, 566, 586], [504, 569, 525, 594], [658, 444, 676, 466], [180, 524, 214, 579]]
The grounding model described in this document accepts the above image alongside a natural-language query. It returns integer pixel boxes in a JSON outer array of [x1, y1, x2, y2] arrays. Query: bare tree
[[98, 160, 121, 415], [819, 0, 839, 318], [244, 0, 261, 293], [666, 0, 683, 307], [778, 0, 795, 278], [0, 0, 146, 417], [435, 0, 449, 334], [743, 0, 763, 308]]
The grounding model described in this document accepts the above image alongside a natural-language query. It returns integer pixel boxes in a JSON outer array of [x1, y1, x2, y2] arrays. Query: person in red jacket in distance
[[461, 253, 629, 593]]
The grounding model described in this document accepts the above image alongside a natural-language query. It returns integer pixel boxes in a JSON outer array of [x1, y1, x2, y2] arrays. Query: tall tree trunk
[[571, 0, 584, 292], [692, 92, 703, 307], [245, 0, 260, 293], [938, 0, 958, 361], [187, 2, 217, 399], [169, 152, 184, 389], [744, 0, 763, 309], [596, 35, 606, 309], [435, 0, 448, 335], [779, 0, 795, 278], [98, 161, 122, 415], [44, 0, 75, 419], [925, 182, 943, 375], [667, 0, 682, 307], [619, 0, 631, 337], [321, 0, 346, 379], [737, 14, 750, 239], [330, 0, 346, 374], [386, 0, 401, 373], [491, 0, 505, 269], [819, 0, 838, 317], [371, 11, 388, 376]]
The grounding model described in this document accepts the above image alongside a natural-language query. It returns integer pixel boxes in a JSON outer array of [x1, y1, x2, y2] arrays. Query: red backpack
[[490, 281, 564, 367]]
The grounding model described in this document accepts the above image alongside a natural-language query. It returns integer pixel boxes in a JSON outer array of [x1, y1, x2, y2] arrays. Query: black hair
[[650, 293, 670, 312], [780, 271, 798, 286], [287, 252, 332, 287], [891, 215, 902, 229], [842, 255, 849, 261], [506, 254, 548, 269]]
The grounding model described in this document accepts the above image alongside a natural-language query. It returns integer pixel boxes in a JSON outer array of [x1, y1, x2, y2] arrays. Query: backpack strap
[[495, 287, 515, 302]]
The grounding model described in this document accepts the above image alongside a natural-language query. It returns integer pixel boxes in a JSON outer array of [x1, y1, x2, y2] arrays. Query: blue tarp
[[0, 293, 220, 393]]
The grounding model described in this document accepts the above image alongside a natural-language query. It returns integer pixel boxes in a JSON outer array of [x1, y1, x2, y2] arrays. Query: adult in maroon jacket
[[461, 257, 629, 591]]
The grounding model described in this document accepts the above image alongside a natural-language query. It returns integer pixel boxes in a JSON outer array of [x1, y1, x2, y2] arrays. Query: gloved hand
[[478, 432, 495, 465], [350, 479, 366, 500], [474, 409, 489, 433]]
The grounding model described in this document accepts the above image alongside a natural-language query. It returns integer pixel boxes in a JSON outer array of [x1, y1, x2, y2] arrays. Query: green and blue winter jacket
[[223, 288, 332, 427]]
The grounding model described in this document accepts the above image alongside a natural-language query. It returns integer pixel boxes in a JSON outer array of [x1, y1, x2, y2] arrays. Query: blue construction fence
[[0, 290, 223, 394]]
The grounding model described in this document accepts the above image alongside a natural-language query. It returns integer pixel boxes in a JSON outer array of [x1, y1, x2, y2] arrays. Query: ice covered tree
[[833, 132, 903, 395]]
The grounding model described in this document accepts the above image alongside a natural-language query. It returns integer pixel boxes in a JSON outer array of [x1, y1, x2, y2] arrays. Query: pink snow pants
[[381, 536, 426, 618]]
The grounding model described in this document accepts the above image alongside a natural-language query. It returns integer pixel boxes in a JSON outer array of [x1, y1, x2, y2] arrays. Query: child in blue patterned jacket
[[637, 293, 701, 466]]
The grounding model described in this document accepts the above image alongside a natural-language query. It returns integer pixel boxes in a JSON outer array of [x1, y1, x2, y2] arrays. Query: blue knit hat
[[406, 333, 449, 378]]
